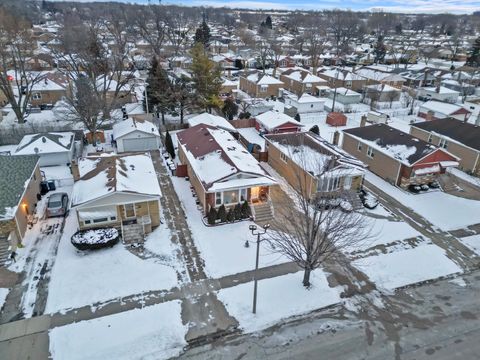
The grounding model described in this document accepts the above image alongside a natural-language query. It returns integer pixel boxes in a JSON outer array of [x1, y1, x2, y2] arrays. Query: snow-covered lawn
[[353, 244, 462, 290], [361, 217, 421, 250], [171, 176, 290, 278], [0, 288, 9, 310], [366, 172, 480, 231], [459, 235, 480, 256], [49, 300, 187, 360], [45, 214, 179, 313], [217, 269, 341, 333]]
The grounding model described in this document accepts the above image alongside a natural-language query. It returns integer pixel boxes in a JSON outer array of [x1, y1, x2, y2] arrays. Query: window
[[427, 134, 433, 143], [215, 192, 222, 206], [317, 176, 341, 192], [124, 203, 135, 218], [93, 217, 109, 223], [306, 83, 312, 88], [84, 215, 116, 226], [223, 190, 239, 204], [367, 146, 374, 158], [260, 85, 268, 93], [439, 138, 448, 149], [240, 188, 247, 201], [357, 142, 362, 151], [346, 81, 352, 88], [32, 92, 41, 100], [280, 152, 288, 163], [84, 219, 92, 225]]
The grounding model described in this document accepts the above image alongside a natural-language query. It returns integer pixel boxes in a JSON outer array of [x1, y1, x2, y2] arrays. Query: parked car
[[46, 192, 69, 217]]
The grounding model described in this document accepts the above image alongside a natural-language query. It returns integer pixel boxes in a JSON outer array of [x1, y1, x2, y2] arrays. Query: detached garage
[[14, 132, 75, 166], [113, 118, 161, 153]]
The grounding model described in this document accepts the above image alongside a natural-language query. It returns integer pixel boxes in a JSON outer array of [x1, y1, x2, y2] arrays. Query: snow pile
[[49, 300, 187, 360], [217, 269, 341, 333], [353, 244, 462, 290], [382, 144, 417, 163]]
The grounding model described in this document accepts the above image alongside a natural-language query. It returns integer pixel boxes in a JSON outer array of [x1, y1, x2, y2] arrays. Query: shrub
[[71, 228, 120, 250], [165, 130, 175, 159], [241, 200, 251, 218], [217, 204, 227, 222], [234, 203, 242, 220], [207, 206, 217, 225], [226, 208, 235, 222]]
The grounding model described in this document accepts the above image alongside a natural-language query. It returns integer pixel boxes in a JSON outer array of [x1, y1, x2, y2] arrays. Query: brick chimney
[[70, 160, 80, 181]]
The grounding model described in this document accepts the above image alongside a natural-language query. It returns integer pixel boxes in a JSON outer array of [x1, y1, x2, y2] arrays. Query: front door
[[344, 176, 352, 190], [250, 187, 260, 202], [124, 203, 136, 219]]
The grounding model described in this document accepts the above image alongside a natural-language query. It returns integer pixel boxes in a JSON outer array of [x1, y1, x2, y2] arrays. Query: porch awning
[[78, 206, 117, 221], [439, 161, 459, 168], [208, 176, 277, 192]]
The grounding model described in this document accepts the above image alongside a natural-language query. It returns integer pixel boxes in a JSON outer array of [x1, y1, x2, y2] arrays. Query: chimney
[[70, 160, 80, 181], [332, 130, 340, 146], [360, 115, 367, 127]]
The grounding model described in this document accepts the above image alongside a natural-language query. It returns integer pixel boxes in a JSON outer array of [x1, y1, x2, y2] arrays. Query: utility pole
[[249, 223, 270, 314]]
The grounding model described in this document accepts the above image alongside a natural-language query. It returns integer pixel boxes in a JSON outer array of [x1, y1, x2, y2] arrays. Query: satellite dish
[[34, 147, 39, 154]]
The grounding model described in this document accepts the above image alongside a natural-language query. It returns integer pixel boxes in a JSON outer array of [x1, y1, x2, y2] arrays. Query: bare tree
[[305, 28, 328, 74], [134, 5, 168, 58], [324, 10, 361, 56], [267, 144, 372, 287], [0, 8, 43, 123], [54, 14, 134, 143]]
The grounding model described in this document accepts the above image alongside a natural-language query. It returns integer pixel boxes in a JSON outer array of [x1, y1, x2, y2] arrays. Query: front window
[[280, 152, 288, 163], [317, 176, 341, 192], [260, 85, 268, 93], [215, 192, 222, 206], [223, 190, 239, 204], [32, 92, 41, 100], [240, 188, 247, 201]]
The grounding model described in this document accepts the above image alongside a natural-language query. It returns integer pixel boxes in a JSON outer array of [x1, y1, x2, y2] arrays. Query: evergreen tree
[[194, 20, 211, 48], [234, 203, 242, 220], [265, 15, 273, 29], [241, 200, 251, 219], [165, 130, 175, 159], [373, 36, 387, 63], [226, 208, 235, 222], [309, 125, 320, 135], [190, 43, 223, 112], [222, 98, 238, 120], [207, 206, 217, 225], [466, 37, 480, 67], [144, 57, 173, 124], [217, 204, 227, 223]]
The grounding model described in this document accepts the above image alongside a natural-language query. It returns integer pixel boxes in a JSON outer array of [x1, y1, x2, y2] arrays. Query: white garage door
[[122, 137, 158, 152]]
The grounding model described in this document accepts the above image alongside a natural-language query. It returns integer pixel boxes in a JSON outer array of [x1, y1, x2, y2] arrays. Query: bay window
[[215, 188, 250, 206], [317, 176, 341, 192]]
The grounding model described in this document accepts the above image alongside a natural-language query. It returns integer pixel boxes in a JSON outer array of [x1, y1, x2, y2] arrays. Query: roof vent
[[42, 136, 47, 143], [34, 147, 39, 154]]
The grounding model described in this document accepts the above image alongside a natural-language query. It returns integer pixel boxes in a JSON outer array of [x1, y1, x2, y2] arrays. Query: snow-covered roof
[[112, 118, 160, 140], [177, 124, 276, 191], [256, 111, 302, 131], [72, 153, 161, 206], [421, 86, 460, 95], [344, 124, 451, 166], [419, 100, 467, 116], [187, 113, 237, 133], [246, 72, 284, 86], [14, 132, 74, 155]]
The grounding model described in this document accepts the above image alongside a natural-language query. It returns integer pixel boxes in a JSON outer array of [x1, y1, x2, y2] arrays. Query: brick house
[[265, 132, 365, 201], [342, 124, 459, 188], [279, 69, 327, 96], [176, 124, 277, 218], [317, 69, 369, 92], [239, 71, 284, 98], [0, 155, 41, 249], [30, 72, 70, 107], [410, 118, 480, 176]]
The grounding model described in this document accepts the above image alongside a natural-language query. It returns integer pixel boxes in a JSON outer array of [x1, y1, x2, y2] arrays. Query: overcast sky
[[52, 0, 480, 14]]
